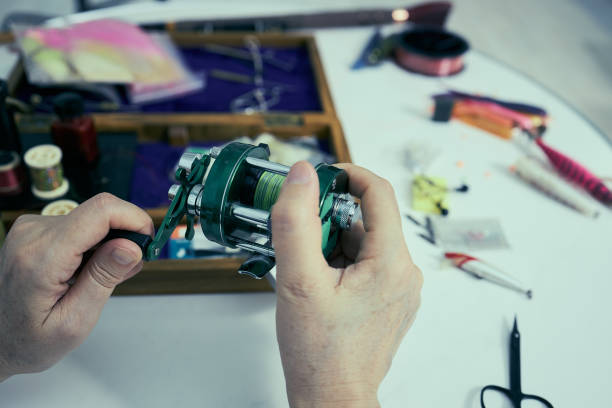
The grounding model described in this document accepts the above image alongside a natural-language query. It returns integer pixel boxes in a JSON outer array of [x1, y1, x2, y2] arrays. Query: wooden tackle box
[[0, 32, 352, 295]]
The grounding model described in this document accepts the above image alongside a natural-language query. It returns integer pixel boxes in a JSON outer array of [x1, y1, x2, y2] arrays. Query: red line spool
[[0, 150, 25, 197], [394, 27, 469, 76]]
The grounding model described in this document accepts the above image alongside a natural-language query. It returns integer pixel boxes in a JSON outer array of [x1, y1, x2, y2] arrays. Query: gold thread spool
[[41, 199, 79, 216], [24, 144, 69, 200]]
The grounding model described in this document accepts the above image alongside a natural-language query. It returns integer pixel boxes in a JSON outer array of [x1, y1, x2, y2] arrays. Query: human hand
[[0, 193, 153, 381], [271, 162, 423, 408]]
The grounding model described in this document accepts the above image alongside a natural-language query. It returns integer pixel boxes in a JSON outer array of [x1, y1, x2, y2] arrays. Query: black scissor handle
[[103, 229, 153, 261], [521, 392, 554, 408], [480, 385, 511, 407], [481, 385, 554, 408]]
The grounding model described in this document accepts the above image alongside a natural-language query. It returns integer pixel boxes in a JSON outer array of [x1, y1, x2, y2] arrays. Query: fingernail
[[285, 162, 312, 185], [112, 247, 137, 265]]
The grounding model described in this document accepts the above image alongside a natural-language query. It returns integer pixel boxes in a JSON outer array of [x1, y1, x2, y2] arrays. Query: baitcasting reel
[[112, 142, 361, 279]]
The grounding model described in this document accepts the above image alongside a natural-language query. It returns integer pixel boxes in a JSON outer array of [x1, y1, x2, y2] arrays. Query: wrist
[[288, 382, 380, 408], [291, 399, 379, 408]]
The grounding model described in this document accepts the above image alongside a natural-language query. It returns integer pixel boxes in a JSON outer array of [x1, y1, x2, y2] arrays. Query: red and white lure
[[445, 252, 532, 299]]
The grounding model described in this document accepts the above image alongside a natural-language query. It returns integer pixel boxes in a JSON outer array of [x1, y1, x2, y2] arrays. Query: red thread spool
[[0, 150, 25, 196], [394, 27, 469, 76]]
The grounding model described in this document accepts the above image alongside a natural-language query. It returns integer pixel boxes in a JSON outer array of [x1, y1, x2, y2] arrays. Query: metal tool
[[209, 69, 295, 90], [202, 43, 296, 72], [230, 37, 284, 114], [480, 317, 554, 407], [106, 142, 361, 279]]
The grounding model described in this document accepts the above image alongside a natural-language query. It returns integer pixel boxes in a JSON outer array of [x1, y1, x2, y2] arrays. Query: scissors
[[480, 317, 554, 407], [230, 36, 284, 114]]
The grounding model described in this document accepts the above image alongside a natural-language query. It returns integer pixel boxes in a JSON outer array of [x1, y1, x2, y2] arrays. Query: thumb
[[61, 239, 143, 328], [271, 161, 329, 290]]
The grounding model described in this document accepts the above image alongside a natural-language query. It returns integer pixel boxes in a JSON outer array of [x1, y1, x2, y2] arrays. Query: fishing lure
[[445, 252, 532, 298], [534, 137, 612, 205], [431, 90, 610, 206], [431, 91, 547, 140]]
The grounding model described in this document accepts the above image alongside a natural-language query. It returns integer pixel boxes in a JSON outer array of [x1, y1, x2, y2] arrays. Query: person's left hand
[[0, 193, 153, 381]]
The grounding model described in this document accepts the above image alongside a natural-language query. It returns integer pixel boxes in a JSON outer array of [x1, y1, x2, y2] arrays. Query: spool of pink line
[[394, 27, 469, 76]]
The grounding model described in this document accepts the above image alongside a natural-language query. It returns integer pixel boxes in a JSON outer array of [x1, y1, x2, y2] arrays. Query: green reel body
[[199, 142, 269, 247], [146, 142, 360, 279]]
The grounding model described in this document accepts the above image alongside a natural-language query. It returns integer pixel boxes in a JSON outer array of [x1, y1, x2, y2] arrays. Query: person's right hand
[[271, 162, 423, 408]]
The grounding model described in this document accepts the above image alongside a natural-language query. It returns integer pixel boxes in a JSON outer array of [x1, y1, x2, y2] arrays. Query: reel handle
[[103, 229, 153, 261]]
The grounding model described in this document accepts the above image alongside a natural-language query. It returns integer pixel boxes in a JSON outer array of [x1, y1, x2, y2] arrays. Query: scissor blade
[[509, 316, 522, 394]]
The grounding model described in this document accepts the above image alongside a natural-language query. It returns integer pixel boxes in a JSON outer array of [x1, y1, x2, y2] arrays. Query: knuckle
[[88, 260, 122, 289], [10, 214, 38, 235], [407, 264, 424, 290], [378, 177, 396, 196], [90, 192, 116, 211], [408, 263, 424, 289], [12, 214, 31, 227], [416, 267, 424, 289], [392, 255, 423, 292]]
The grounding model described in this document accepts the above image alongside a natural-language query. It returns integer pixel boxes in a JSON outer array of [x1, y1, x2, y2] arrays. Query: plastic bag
[[13, 19, 203, 103]]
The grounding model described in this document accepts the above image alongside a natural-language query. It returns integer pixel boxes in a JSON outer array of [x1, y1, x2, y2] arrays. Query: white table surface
[[2, 26, 612, 408]]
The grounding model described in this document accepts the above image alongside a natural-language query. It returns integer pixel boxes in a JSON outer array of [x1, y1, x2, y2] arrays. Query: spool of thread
[[0, 150, 25, 196], [0, 211, 5, 246], [394, 27, 469, 76], [51, 93, 99, 168], [24, 144, 70, 200], [41, 199, 79, 216], [253, 171, 286, 211]]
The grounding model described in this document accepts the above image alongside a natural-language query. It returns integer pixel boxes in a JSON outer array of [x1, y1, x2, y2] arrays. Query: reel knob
[[186, 184, 204, 216], [331, 195, 362, 230], [178, 152, 202, 174]]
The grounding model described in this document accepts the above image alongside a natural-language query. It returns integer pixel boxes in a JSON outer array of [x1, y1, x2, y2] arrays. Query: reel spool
[[138, 142, 361, 279]]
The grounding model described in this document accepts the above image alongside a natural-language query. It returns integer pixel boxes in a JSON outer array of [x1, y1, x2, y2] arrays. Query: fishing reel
[[137, 142, 361, 279]]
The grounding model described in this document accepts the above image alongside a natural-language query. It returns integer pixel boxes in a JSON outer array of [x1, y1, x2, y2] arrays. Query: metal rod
[[246, 156, 290, 175], [231, 203, 270, 230], [236, 242, 276, 258]]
